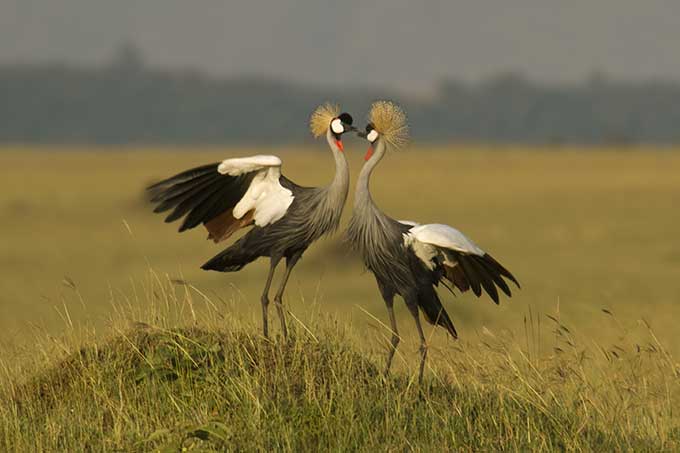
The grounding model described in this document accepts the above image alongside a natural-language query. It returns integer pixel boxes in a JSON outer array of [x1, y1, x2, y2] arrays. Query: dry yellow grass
[[0, 145, 679, 359], [1, 145, 679, 450]]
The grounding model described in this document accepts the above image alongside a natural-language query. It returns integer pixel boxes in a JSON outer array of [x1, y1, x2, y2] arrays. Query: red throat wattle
[[364, 146, 374, 161], [335, 139, 344, 152]]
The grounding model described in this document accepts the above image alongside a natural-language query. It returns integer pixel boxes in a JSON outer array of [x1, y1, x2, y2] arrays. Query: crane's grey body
[[205, 129, 349, 270], [347, 140, 449, 379], [149, 125, 350, 338], [347, 136, 518, 382]]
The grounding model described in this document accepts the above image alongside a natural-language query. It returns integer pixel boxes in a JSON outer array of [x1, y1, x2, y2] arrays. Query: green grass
[[1, 146, 680, 450]]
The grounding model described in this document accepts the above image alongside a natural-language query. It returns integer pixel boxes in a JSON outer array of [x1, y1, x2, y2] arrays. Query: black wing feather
[[153, 179, 220, 216], [165, 176, 226, 225], [148, 163, 218, 197], [153, 175, 221, 214], [177, 174, 250, 231], [150, 171, 216, 204], [484, 253, 520, 288], [147, 163, 258, 232], [468, 256, 500, 304], [457, 255, 483, 297], [439, 250, 517, 303], [476, 255, 513, 297]]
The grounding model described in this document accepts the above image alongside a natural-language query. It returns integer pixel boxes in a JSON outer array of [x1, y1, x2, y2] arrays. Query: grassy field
[[1, 146, 679, 450]]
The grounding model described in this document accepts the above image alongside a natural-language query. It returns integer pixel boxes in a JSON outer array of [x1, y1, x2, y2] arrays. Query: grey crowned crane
[[346, 101, 519, 382], [147, 103, 354, 338]]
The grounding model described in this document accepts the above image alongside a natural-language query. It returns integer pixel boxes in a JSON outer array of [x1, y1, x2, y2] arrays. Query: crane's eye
[[366, 129, 379, 143], [331, 118, 344, 134]]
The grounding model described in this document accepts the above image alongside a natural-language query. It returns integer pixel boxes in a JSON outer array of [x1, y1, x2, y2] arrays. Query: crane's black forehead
[[338, 112, 353, 125], [365, 123, 375, 133]]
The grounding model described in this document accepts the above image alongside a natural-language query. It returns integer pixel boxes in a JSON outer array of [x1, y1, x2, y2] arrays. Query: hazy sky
[[2, 0, 679, 92]]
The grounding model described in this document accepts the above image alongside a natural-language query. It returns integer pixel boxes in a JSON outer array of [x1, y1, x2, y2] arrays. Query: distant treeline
[[2, 58, 680, 145]]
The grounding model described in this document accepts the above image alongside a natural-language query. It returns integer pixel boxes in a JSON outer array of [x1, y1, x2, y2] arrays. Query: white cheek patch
[[331, 118, 344, 134], [367, 130, 379, 142]]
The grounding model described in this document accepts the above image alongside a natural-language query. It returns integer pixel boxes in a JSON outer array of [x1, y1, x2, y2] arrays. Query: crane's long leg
[[261, 256, 281, 339], [272, 251, 303, 339], [411, 308, 428, 384], [377, 280, 399, 376], [384, 300, 400, 377]]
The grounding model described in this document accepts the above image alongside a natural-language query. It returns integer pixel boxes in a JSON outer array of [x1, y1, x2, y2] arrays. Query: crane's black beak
[[356, 130, 367, 139], [344, 124, 358, 133]]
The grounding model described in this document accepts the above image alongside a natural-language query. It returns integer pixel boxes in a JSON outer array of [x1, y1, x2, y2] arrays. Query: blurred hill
[[2, 48, 680, 145]]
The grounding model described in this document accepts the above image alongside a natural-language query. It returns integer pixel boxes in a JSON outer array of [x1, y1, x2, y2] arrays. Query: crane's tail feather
[[201, 240, 259, 273], [418, 287, 458, 339]]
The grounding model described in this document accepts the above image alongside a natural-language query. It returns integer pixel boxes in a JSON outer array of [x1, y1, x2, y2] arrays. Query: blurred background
[[1, 1, 679, 355], [3, 0, 680, 144]]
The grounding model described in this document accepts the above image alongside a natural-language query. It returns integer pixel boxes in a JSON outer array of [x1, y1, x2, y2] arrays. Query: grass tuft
[[1, 308, 678, 451]]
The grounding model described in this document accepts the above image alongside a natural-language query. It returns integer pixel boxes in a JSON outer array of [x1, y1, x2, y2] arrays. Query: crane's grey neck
[[354, 139, 386, 212], [296, 127, 349, 240], [346, 139, 403, 276], [325, 127, 350, 196]]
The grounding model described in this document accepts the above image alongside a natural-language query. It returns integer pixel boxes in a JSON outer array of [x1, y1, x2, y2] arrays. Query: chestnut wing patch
[[204, 208, 255, 243], [443, 262, 470, 293]]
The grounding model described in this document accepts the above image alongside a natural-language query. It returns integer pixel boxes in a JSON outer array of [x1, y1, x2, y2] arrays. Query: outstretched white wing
[[219, 155, 294, 227], [407, 223, 484, 256], [217, 155, 284, 176], [148, 154, 294, 243], [403, 222, 518, 303]]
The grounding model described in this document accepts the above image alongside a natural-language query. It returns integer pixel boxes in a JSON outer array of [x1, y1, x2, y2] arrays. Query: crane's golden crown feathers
[[309, 102, 341, 138], [369, 100, 409, 150]]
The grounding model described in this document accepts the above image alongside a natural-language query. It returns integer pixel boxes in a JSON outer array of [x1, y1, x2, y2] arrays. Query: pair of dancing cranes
[[148, 101, 519, 382]]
